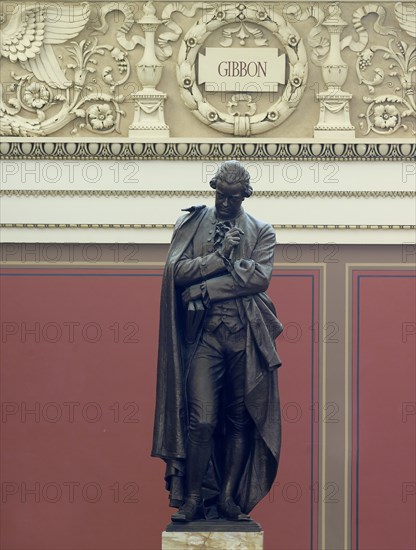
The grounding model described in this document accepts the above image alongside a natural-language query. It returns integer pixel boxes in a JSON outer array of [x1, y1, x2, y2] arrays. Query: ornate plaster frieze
[[0, 0, 414, 157], [1, 189, 415, 198]]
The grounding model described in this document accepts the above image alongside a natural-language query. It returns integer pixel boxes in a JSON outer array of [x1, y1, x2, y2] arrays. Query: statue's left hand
[[182, 284, 202, 305]]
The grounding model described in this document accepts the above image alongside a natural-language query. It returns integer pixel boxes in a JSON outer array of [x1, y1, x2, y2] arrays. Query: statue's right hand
[[220, 227, 243, 258], [181, 284, 202, 306]]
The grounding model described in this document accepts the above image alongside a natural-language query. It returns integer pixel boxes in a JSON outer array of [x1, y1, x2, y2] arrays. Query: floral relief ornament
[[360, 96, 406, 135], [0, 3, 128, 137], [341, 3, 416, 135], [87, 104, 115, 131], [374, 103, 399, 130], [358, 38, 415, 134], [23, 83, 51, 110]]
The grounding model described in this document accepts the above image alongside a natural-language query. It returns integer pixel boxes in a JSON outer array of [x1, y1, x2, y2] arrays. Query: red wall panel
[[351, 271, 416, 550], [1, 268, 319, 550], [261, 272, 320, 550]]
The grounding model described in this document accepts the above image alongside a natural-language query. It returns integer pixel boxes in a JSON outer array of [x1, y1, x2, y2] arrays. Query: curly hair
[[209, 161, 253, 198]]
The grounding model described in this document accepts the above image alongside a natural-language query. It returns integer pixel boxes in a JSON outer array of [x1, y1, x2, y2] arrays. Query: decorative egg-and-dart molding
[[0, 0, 414, 159], [1, 141, 415, 161]]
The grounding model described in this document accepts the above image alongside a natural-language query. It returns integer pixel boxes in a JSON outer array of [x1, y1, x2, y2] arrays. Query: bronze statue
[[152, 161, 283, 523]]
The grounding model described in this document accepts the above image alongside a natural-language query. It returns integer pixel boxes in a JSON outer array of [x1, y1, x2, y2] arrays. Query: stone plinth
[[162, 519, 263, 549], [314, 89, 355, 138], [129, 90, 169, 138]]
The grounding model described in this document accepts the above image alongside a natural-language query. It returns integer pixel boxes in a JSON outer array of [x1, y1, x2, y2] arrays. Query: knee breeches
[[187, 324, 252, 444]]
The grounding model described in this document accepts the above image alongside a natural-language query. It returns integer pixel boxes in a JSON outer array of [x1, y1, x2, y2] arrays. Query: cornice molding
[[0, 142, 414, 161], [1, 1, 415, 143]]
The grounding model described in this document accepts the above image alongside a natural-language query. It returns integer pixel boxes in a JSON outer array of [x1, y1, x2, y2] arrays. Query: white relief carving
[[220, 21, 268, 47], [227, 94, 257, 116], [158, 2, 209, 59], [67, 39, 128, 135], [0, 2, 90, 89], [0, 3, 131, 136], [176, 2, 308, 136], [342, 4, 397, 53], [342, 3, 416, 135], [285, 2, 356, 136], [0, 1, 413, 141], [130, 1, 169, 137], [93, 2, 161, 58], [283, 4, 328, 66], [395, 2, 416, 38], [93, 0, 169, 137], [342, 4, 397, 93], [312, 8, 352, 136], [293, 3, 353, 138]]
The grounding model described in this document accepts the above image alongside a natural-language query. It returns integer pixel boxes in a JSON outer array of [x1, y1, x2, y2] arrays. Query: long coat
[[151, 205, 283, 513]]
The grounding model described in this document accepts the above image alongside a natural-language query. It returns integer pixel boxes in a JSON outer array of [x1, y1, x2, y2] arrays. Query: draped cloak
[[151, 205, 283, 513]]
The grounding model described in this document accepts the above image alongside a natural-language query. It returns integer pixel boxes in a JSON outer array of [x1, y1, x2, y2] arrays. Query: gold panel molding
[[2, 223, 415, 230]]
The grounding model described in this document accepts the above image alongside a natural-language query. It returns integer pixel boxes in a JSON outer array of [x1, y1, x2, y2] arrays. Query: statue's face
[[215, 180, 245, 220]]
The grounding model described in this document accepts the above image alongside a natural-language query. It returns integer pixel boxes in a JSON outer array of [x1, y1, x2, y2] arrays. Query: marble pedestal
[[162, 519, 263, 549]]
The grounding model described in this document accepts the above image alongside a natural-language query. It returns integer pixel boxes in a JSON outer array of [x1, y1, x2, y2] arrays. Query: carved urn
[[137, 1, 162, 91], [321, 4, 348, 91]]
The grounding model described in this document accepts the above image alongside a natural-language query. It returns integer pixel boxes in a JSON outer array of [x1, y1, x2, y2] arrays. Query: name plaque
[[198, 48, 286, 92]]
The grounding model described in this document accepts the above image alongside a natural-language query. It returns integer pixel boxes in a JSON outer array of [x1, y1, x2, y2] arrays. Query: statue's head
[[209, 161, 253, 220]]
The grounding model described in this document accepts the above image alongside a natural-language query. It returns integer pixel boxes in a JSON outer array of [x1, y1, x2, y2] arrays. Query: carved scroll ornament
[[0, 1, 414, 140]]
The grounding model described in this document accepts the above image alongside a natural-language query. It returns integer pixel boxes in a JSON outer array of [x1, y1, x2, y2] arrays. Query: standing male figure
[[152, 161, 283, 522]]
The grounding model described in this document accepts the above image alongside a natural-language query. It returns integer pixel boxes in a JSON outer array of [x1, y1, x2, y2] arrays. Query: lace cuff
[[215, 249, 233, 271]]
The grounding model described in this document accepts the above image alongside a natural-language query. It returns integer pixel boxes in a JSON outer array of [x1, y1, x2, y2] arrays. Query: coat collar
[[208, 206, 245, 224]]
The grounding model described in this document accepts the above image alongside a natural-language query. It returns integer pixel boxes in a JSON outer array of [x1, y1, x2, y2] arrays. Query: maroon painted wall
[[351, 271, 416, 550], [1, 267, 319, 550], [1, 260, 415, 550]]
